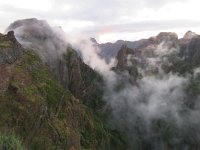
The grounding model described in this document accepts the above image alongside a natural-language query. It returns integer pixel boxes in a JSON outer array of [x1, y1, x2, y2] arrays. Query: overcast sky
[[0, 0, 200, 43]]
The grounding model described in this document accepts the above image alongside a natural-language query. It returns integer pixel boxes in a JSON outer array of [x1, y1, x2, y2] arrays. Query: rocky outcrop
[[187, 36, 200, 64], [0, 31, 23, 64], [113, 32, 179, 79], [136, 32, 179, 54], [156, 32, 178, 44], [112, 45, 139, 85], [178, 31, 200, 70], [0, 31, 23, 93], [58, 47, 104, 109], [112, 31, 199, 80], [59, 48, 83, 97], [116, 45, 134, 71], [112, 31, 200, 77], [183, 31, 198, 40]]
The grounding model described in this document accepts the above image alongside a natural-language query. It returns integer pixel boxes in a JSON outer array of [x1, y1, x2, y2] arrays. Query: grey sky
[[0, 0, 199, 42]]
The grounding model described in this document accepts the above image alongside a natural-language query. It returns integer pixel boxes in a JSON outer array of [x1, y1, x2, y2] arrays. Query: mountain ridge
[[92, 30, 197, 64], [0, 29, 127, 150]]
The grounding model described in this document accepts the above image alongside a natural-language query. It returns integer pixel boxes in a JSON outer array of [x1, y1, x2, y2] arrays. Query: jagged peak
[[120, 44, 128, 49], [7, 30, 14, 37], [0, 31, 23, 64], [0, 30, 20, 45], [183, 31, 198, 39], [6, 31, 18, 43], [90, 37, 98, 44], [6, 18, 46, 31], [156, 32, 178, 42], [116, 44, 133, 63], [116, 40, 125, 43]]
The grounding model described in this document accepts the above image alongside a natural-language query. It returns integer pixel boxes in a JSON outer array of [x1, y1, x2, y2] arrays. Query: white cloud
[[0, 0, 52, 12], [1, 0, 200, 42]]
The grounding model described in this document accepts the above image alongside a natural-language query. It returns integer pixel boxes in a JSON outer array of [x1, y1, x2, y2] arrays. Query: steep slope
[[6, 18, 200, 150], [106, 31, 200, 150], [58, 47, 104, 110], [0, 31, 127, 150], [7, 18, 104, 111]]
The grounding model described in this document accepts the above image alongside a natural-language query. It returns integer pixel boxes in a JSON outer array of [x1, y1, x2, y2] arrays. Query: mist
[[102, 34, 200, 149], [6, 18, 69, 65], [6, 18, 115, 75], [6, 18, 200, 149]]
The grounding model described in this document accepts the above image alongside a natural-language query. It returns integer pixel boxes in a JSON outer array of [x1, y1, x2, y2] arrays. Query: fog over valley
[[0, 0, 200, 149], [5, 18, 200, 149]]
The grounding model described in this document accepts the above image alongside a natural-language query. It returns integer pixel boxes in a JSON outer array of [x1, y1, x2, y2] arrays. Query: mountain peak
[[90, 37, 98, 44], [183, 31, 198, 39], [156, 32, 178, 43], [0, 31, 23, 65], [6, 30, 18, 43]]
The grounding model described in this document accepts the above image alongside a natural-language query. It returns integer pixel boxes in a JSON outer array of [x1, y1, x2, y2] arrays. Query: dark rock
[[7, 30, 14, 38], [116, 44, 134, 71], [156, 32, 178, 43], [90, 37, 98, 44], [58, 47, 103, 109], [179, 31, 200, 66], [187, 36, 200, 64], [0, 31, 23, 64]]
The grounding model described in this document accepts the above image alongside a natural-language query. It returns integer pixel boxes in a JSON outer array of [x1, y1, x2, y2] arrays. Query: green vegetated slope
[[0, 32, 127, 150], [58, 47, 105, 111]]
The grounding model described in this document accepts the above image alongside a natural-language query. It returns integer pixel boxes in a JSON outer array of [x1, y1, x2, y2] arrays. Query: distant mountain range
[[91, 30, 198, 63]]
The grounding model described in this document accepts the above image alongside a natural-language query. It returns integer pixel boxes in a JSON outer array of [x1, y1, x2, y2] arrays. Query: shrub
[[0, 134, 24, 150]]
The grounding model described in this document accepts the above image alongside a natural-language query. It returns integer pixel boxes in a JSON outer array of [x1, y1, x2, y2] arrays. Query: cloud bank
[[1, 0, 200, 42]]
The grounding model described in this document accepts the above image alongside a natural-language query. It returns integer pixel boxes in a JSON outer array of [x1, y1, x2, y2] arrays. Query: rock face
[[0, 32, 127, 150], [183, 31, 198, 40], [0, 31, 23, 93], [116, 45, 134, 70], [0, 31, 23, 64], [58, 47, 103, 109], [112, 32, 179, 82], [112, 45, 139, 84], [179, 31, 199, 60], [186, 36, 200, 64], [178, 31, 200, 72], [113, 31, 200, 76]]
